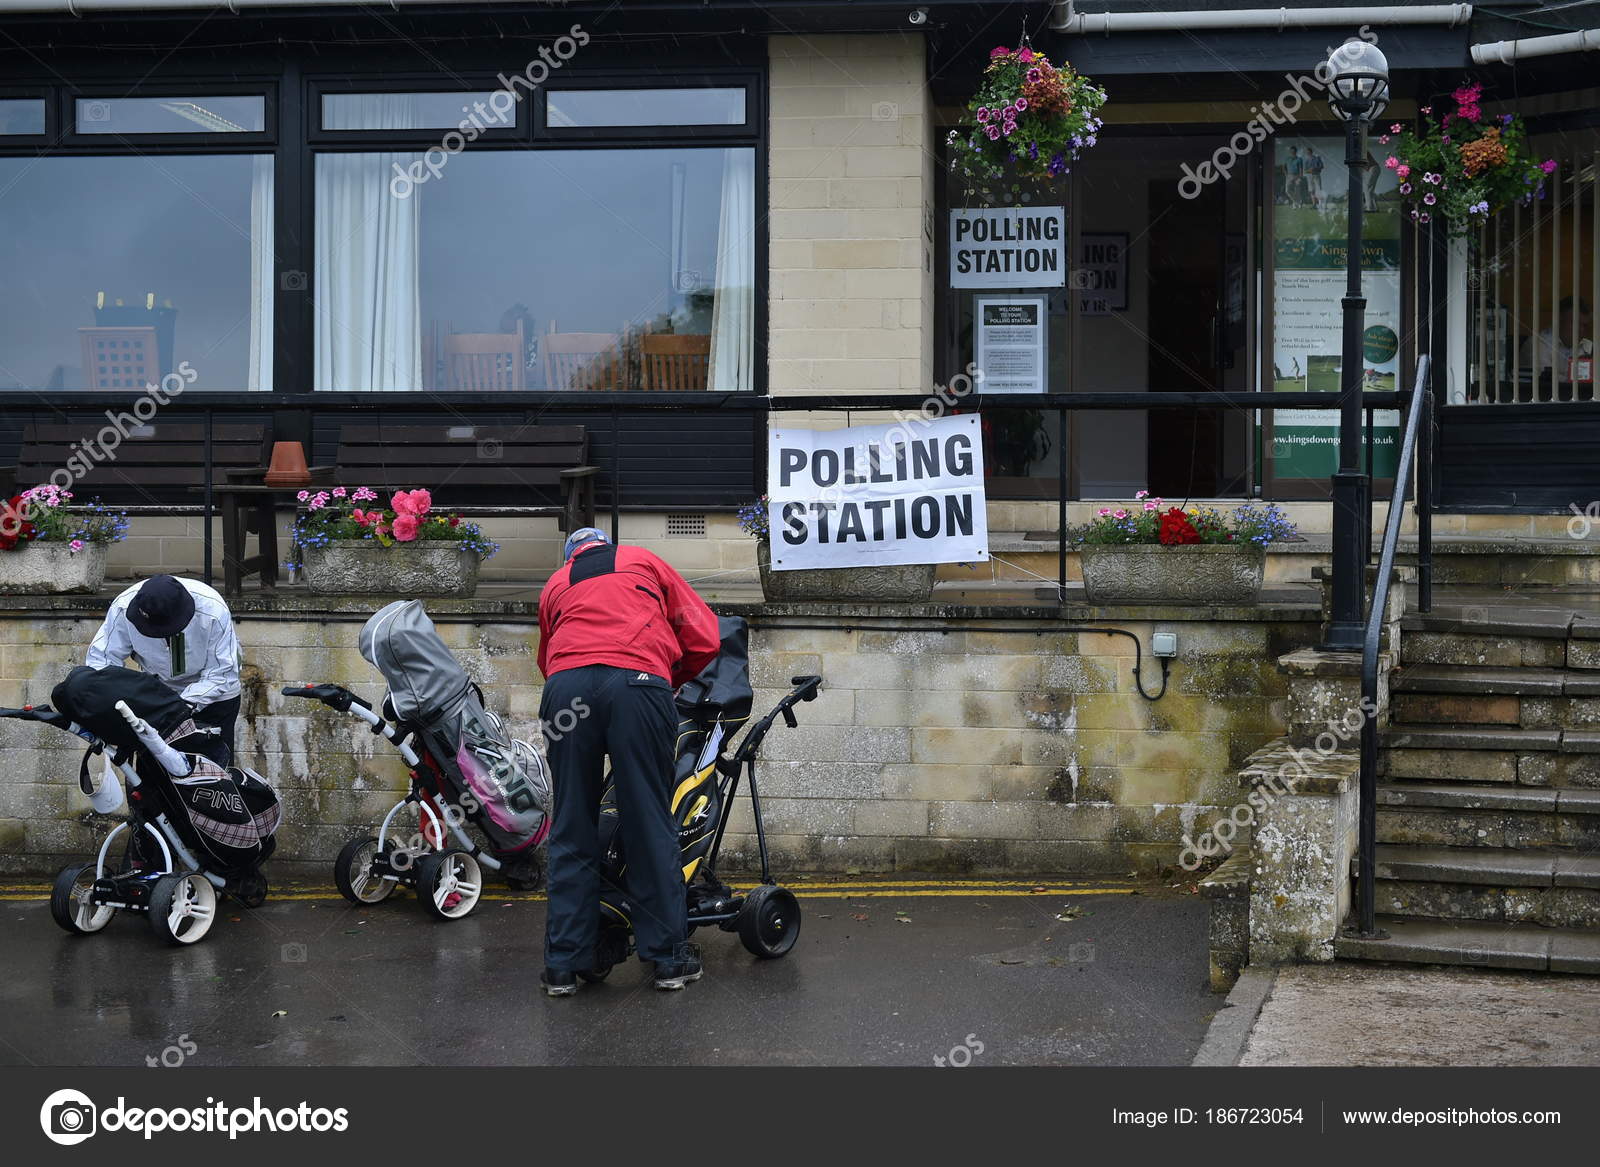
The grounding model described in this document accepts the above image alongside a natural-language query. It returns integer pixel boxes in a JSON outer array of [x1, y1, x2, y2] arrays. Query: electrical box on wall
[[1151, 632, 1179, 658]]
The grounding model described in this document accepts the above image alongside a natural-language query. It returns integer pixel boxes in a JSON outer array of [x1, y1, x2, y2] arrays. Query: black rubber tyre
[[579, 928, 630, 982], [415, 850, 483, 921], [50, 862, 115, 936], [148, 873, 218, 945], [737, 884, 801, 959], [334, 836, 397, 906], [232, 871, 269, 909]]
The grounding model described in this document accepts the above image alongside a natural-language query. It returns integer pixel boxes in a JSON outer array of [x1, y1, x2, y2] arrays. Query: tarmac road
[[0, 876, 1217, 1067]]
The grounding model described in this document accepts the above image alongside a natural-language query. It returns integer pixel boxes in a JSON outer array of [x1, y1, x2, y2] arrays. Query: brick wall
[[768, 33, 935, 395], [0, 600, 1315, 877]]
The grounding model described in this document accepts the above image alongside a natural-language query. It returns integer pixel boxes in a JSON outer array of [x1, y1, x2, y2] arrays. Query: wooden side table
[[190, 480, 322, 596]]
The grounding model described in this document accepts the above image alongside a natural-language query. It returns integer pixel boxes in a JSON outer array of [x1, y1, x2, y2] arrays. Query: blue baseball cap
[[563, 527, 611, 562]]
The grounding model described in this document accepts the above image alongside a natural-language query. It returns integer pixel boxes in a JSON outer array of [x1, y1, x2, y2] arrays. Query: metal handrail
[[1355, 355, 1433, 937]]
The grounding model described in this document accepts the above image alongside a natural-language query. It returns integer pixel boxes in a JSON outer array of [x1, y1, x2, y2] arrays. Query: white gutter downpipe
[[1472, 27, 1600, 64], [1051, 4, 1474, 34]]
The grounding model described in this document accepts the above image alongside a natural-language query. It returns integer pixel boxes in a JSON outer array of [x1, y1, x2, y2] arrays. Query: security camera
[[908, 7, 929, 25]]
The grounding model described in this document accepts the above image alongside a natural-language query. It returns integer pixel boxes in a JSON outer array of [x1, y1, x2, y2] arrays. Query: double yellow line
[[0, 878, 1141, 903]]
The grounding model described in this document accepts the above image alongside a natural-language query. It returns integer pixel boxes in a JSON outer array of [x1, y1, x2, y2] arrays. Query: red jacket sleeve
[[653, 554, 721, 687], [536, 573, 558, 680]]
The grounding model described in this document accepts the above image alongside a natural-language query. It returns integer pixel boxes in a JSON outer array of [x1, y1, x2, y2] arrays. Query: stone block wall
[[0, 598, 1317, 878]]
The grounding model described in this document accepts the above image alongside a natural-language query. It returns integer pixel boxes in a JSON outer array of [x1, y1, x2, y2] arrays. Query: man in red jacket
[[536, 527, 721, 996]]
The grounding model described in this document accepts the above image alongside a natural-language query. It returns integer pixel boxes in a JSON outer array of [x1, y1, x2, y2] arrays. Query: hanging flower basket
[[1382, 83, 1556, 237], [946, 43, 1108, 200]]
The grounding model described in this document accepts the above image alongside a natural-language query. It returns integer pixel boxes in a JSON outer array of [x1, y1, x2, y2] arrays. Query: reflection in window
[[323, 91, 514, 131], [314, 141, 754, 391], [76, 96, 265, 134], [0, 155, 274, 391], [0, 99, 45, 135], [547, 87, 745, 128]]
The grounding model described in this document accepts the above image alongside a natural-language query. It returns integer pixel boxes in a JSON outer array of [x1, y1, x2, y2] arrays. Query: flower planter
[[0, 542, 107, 594], [300, 543, 480, 597], [756, 538, 935, 603], [1078, 543, 1266, 604]]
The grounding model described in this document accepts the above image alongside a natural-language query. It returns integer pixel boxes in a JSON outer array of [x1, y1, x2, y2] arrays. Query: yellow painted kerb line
[[0, 880, 1141, 903]]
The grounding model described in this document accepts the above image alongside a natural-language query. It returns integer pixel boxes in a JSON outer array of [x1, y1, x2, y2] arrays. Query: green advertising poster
[[1269, 136, 1402, 480]]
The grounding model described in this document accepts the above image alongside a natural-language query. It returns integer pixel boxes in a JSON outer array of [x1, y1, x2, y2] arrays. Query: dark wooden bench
[[325, 420, 600, 532]]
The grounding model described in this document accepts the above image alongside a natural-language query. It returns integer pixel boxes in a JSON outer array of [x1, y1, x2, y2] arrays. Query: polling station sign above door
[[767, 416, 989, 570], [950, 207, 1066, 288]]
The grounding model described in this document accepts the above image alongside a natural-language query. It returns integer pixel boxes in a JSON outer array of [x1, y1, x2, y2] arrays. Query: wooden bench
[[325, 421, 600, 531]]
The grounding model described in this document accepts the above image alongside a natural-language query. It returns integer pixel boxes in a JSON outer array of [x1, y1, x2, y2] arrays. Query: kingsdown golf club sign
[[767, 415, 989, 570], [950, 207, 1066, 288]]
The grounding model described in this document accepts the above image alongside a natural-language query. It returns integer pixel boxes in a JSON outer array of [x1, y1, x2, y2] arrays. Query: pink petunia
[[1541, 159, 1558, 174], [1014, 97, 1028, 111], [986, 125, 1001, 140], [1018, 47, 1035, 63], [990, 46, 1011, 59], [391, 514, 420, 542], [977, 106, 990, 123], [1423, 192, 1436, 206]]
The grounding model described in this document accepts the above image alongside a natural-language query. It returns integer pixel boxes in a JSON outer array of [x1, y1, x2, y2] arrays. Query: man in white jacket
[[86, 574, 243, 764]]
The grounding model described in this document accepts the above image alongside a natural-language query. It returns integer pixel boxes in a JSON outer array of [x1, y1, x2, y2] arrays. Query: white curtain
[[314, 95, 421, 391], [247, 155, 274, 392], [707, 147, 755, 394]]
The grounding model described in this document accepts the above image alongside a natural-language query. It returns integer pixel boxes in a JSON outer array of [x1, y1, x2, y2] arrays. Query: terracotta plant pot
[[264, 441, 311, 487]]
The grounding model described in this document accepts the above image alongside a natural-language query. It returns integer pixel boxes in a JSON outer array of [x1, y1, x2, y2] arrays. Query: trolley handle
[[281, 683, 373, 714], [0, 704, 72, 729]]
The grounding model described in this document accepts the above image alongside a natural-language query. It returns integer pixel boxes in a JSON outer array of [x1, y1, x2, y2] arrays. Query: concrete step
[[1399, 606, 1600, 669], [1376, 783, 1600, 849], [1336, 916, 1600, 974], [1380, 724, 1600, 788], [1373, 844, 1600, 889]]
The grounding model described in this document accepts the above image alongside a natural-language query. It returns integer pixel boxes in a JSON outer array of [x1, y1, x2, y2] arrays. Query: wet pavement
[[0, 876, 1217, 1067]]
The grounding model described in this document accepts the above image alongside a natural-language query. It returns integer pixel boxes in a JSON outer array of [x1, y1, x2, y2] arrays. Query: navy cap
[[127, 575, 196, 639]]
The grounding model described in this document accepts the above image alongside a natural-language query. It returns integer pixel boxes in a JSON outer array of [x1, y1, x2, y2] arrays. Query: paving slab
[[1238, 962, 1600, 1066]]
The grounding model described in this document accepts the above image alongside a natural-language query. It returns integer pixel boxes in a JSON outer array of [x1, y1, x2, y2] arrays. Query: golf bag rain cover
[[676, 616, 754, 724], [360, 600, 549, 854], [52, 665, 193, 751]]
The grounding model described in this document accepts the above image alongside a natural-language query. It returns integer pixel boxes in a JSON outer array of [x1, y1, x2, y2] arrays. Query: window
[[323, 91, 514, 132], [0, 98, 45, 135], [0, 155, 275, 391], [75, 96, 265, 134], [313, 145, 754, 392], [547, 87, 745, 128]]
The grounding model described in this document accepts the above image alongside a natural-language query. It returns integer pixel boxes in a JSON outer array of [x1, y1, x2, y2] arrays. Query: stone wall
[[0, 597, 1318, 877]]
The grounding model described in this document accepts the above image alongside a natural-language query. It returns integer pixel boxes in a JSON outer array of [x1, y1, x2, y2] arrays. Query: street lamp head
[[1325, 39, 1389, 122]]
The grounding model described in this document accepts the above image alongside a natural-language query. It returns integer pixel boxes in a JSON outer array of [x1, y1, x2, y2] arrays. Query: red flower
[[448, 515, 460, 528], [990, 45, 1012, 59], [0, 495, 35, 551], [1158, 507, 1200, 546]]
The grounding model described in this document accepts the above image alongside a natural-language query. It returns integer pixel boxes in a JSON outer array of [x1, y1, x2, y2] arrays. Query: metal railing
[[1355, 356, 1434, 938]]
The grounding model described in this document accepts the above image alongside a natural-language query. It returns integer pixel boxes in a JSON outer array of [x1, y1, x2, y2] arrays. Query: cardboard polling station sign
[[767, 416, 989, 570], [950, 207, 1066, 289]]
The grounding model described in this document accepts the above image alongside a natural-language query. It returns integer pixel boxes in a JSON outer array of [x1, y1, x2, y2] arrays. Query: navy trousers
[[541, 664, 686, 968]]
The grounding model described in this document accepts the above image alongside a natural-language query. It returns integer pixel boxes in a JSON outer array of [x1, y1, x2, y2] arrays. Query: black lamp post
[[1321, 39, 1390, 652]]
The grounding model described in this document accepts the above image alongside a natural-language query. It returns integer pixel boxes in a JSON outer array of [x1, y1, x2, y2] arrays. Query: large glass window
[[313, 145, 754, 391], [0, 154, 275, 392], [323, 92, 513, 132]]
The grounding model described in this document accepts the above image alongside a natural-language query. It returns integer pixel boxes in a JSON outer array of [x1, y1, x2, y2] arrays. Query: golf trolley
[[5, 666, 279, 946]]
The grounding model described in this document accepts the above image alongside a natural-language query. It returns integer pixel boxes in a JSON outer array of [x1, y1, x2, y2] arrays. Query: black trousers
[[192, 695, 240, 767], [541, 664, 685, 969]]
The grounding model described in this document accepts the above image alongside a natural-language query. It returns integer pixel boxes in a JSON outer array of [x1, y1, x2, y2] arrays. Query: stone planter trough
[[756, 538, 935, 603], [300, 543, 480, 597], [1078, 542, 1266, 604], [0, 542, 107, 594]]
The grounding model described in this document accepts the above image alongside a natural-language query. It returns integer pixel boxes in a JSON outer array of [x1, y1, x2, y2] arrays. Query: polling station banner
[[767, 416, 989, 571]]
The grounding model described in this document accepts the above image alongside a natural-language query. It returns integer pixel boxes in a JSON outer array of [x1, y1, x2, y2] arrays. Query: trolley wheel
[[737, 884, 801, 959], [580, 927, 631, 983], [50, 862, 115, 936], [334, 836, 397, 906], [148, 873, 218, 946], [415, 849, 483, 921], [233, 871, 269, 910]]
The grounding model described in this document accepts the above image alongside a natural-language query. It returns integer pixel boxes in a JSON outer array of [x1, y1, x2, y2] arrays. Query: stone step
[[1372, 843, 1600, 889], [1389, 665, 1600, 728], [1376, 783, 1600, 849], [1336, 916, 1600, 974], [1373, 877, 1600, 929], [1380, 723, 1600, 788], [1398, 607, 1600, 669]]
